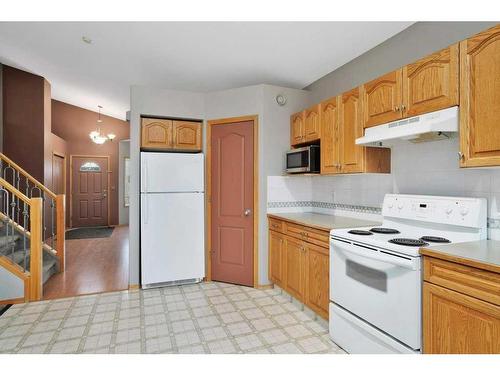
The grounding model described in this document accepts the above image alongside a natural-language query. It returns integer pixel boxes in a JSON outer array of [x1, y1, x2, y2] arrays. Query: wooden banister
[[0, 153, 56, 199], [0, 154, 66, 303], [56, 194, 66, 272], [0, 177, 31, 204], [29, 197, 43, 301]]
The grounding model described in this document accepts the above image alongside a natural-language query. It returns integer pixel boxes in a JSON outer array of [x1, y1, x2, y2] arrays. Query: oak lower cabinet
[[422, 256, 500, 354], [268, 230, 285, 286], [141, 117, 202, 152], [284, 237, 307, 301], [268, 216, 330, 319], [305, 242, 329, 318], [459, 24, 500, 168]]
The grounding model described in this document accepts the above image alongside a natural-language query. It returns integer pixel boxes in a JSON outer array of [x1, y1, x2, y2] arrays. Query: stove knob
[[460, 207, 469, 216], [397, 203, 404, 210], [445, 207, 453, 215], [388, 202, 394, 209]]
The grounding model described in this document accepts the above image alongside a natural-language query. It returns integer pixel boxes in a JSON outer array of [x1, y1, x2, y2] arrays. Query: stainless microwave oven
[[285, 145, 320, 174]]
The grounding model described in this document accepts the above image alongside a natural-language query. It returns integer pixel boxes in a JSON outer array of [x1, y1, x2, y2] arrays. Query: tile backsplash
[[268, 137, 500, 239]]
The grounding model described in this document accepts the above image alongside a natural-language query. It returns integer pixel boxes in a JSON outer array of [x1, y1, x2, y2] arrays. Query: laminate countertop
[[267, 212, 380, 232], [420, 240, 500, 274]]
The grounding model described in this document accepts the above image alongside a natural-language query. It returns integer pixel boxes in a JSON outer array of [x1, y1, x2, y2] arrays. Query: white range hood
[[356, 106, 458, 147]]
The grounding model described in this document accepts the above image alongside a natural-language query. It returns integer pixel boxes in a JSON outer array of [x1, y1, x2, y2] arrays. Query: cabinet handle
[[401, 104, 406, 111], [394, 106, 400, 112], [458, 151, 465, 161]]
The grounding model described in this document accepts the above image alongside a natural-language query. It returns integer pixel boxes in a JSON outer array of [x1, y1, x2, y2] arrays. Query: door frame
[[52, 151, 67, 194], [69, 154, 111, 228], [206, 115, 259, 288]]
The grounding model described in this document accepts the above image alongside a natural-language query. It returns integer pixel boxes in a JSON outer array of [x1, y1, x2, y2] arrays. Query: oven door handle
[[332, 240, 418, 271]]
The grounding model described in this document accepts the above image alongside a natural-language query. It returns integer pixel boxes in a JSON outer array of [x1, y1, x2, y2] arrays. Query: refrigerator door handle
[[143, 193, 149, 224], [143, 157, 148, 193]]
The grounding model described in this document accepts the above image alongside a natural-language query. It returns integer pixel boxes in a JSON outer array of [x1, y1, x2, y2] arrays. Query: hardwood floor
[[43, 225, 129, 300]]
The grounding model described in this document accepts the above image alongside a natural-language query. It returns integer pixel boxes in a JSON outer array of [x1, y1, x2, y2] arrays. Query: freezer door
[[141, 192, 205, 285], [141, 152, 204, 193]]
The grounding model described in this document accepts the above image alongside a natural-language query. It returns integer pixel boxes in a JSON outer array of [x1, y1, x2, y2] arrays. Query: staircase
[[0, 153, 65, 304]]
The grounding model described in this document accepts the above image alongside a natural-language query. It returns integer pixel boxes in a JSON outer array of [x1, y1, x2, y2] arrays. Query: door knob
[[244, 209, 252, 216]]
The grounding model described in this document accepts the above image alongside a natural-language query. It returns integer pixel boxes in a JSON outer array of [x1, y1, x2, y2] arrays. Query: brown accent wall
[[2, 65, 50, 183], [51, 100, 130, 226]]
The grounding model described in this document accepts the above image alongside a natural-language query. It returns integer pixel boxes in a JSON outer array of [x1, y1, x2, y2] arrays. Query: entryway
[[207, 116, 258, 287], [70, 155, 109, 227]]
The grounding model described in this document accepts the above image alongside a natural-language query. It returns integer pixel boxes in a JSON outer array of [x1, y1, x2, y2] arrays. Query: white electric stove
[[329, 194, 487, 354]]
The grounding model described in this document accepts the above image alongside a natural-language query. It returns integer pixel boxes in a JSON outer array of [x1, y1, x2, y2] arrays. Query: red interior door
[[71, 156, 108, 228], [211, 120, 254, 286]]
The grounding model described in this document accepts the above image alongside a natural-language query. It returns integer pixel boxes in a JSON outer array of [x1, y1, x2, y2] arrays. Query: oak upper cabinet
[[304, 104, 321, 142], [459, 25, 500, 167], [402, 44, 459, 117], [290, 111, 306, 146], [284, 237, 307, 301], [268, 230, 285, 286], [305, 243, 329, 319], [141, 118, 173, 150], [320, 96, 341, 174], [423, 282, 500, 354], [172, 121, 202, 151], [339, 88, 364, 173], [361, 69, 403, 128]]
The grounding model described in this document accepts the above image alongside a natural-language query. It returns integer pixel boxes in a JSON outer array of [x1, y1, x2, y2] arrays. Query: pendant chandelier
[[89, 105, 116, 144]]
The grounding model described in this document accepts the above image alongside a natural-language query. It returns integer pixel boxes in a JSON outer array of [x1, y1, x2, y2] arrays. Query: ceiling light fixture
[[82, 36, 93, 44], [89, 105, 116, 144]]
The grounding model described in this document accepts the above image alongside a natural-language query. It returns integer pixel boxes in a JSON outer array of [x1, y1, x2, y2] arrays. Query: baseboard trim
[[0, 297, 24, 305], [256, 284, 273, 290], [128, 284, 140, 290]]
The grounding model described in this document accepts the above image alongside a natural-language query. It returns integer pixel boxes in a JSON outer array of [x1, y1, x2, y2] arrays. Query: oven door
[[285, 147, 310, 173], [330, 237, 421, 350]]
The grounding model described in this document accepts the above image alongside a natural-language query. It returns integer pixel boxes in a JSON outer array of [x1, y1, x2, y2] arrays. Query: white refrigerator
[[140, 152, 205, 287]]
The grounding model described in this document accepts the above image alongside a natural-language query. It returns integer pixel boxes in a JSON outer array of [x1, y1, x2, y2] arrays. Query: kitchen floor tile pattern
[[0, 282, 344, 354]]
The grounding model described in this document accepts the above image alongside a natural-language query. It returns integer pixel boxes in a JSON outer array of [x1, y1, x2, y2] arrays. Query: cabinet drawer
[[285, 222, 329, 248], [423, 256, 500, 306], [268, 218, 285, 233]]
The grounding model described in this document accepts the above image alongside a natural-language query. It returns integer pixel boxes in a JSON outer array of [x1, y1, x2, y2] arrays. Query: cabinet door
[[339, 87, 364, 173], [304, 104, 321, 142], [284, 237, 306, 301], [320, 96, 341, 174], [305, 243, 329, 319], [290, 111, 305, 146], [173, 121, 202, 151], [402, 44, 459, 117], [269, 230, 285, 286], [141, 118, 173, 149], [460, 25, 500, 167], [361, 69, 403, 128], [423, 282, 500, 354]]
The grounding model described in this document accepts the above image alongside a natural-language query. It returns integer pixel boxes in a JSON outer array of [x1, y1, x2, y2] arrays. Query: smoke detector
[[275, 94, 287, 106]]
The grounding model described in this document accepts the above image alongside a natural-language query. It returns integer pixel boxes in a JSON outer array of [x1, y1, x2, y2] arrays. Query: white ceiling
[[0, 22, 413, 120]]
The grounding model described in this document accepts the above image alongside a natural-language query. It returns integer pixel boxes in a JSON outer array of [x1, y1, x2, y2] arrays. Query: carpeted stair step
[[0, 234, 20, 250], [0, 247, 58, 284], [43, 257, 57, 284]]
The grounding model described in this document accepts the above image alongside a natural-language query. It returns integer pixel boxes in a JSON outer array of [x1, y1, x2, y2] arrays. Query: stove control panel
[[382, 194, 487, 228]]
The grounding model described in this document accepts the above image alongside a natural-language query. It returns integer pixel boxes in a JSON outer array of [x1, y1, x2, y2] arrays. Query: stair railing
[[0, 153, 65, 273], [0, 177, 43, 301]]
